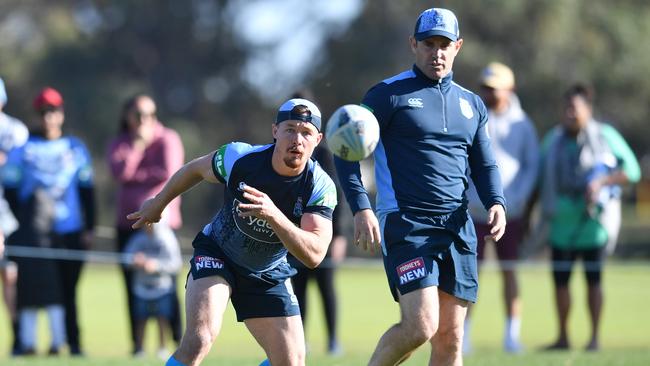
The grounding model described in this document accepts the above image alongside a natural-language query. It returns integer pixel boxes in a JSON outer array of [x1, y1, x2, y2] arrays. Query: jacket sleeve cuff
[[349, 193, 372, 214], [487, 199, 507, 213]]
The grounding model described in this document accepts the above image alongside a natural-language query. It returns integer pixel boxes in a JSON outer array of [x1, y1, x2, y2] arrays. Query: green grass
[[1, 262, 649, 365]]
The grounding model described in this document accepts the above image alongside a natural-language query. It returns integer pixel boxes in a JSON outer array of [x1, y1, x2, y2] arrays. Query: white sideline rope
[[5, 245, 132, 265], [2, 226, 646, 271], [3, 244, 647, 272]]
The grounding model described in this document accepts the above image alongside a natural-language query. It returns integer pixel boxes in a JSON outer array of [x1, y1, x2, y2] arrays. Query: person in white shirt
[[465, 62, 539, 353], [0, 77, 28, 355]]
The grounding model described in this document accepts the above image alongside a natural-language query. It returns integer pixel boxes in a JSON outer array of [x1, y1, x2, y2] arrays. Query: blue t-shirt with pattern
[[203, 142, 337, 272], [2, 135, 93, 234]]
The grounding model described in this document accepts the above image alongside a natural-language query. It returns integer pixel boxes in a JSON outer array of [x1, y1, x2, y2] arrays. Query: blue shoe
[[259, 359, 271, 366]]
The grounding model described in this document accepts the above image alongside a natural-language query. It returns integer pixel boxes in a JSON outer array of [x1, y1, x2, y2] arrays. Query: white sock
[[505, 317, 521, 342], [47, 305, 66, 348], [19, 308, 38, 349]]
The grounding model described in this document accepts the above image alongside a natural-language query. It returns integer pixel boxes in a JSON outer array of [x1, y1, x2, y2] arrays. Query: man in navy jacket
[[334, 8, 506, 365]]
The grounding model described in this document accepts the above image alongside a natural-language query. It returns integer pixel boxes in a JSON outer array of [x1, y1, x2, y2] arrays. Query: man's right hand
[[353, 209, 381, 253], [126, 197, 165, 229]]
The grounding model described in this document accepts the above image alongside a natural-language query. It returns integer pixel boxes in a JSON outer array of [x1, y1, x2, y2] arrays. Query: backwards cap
[[414, 8, 460, 42], [276, 98, 322, 131]]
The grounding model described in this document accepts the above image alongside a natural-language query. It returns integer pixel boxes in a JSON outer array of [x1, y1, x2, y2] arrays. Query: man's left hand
[[486, 204, 507, 242]]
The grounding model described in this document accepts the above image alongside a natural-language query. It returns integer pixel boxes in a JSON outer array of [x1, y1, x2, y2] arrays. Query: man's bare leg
[[368, 286, 440, 366]]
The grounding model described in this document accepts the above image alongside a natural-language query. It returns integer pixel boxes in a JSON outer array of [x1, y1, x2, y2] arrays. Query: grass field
[[1, 261, 649, 365]]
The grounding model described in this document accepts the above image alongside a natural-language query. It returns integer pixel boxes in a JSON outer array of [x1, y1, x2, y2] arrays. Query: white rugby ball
[[325, 104, 380, 162]]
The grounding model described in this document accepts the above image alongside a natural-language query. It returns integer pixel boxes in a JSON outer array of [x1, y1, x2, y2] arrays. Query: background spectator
[[107, 94, 184, 354], [123, 222, 182, 359], [465, 62, 539, 353], [0, 76, 28, 355], [3, 87, 95, 355], [8, 189, 65, 355], [539, 84, 641, 351]]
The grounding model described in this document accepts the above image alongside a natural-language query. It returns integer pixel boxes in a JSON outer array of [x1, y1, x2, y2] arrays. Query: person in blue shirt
[[3, 87, 95, 355], [334, 8, 506, 365], [128, 98, 337, 366]]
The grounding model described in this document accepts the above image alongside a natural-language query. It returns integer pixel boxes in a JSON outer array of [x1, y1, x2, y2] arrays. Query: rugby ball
[[325, 104, 380, 161]]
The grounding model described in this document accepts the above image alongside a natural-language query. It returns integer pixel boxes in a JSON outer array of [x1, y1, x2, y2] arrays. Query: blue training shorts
[[189, 232, 300, 322], [133, 292, 175, 320], [380, 210, 479, 303]]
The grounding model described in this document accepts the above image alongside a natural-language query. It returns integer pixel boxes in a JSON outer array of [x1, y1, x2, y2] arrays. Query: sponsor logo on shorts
[[194, 255, 224, 270], [396, 257, 427, 285]]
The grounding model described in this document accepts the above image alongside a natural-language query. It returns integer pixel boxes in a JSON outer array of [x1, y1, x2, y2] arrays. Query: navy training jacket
[[335, 65, 505, 217]]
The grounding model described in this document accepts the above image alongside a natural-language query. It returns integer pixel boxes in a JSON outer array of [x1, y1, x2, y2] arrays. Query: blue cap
[[414, 8, 460, 42], [0, 77, 7, 105], [276, 98, 322, 131]]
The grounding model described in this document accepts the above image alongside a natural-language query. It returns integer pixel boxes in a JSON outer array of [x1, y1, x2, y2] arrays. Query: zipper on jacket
[[437, 85, 448, 133]]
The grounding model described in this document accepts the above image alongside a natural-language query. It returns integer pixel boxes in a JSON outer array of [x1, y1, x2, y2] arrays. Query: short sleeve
[[601, 124, 641, 183], [71, 138, 94, 187], [304, 164, 337, 220], [211, 142, 259, 184]]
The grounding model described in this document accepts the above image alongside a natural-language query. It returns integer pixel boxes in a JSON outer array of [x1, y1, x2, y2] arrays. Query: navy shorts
[[133, 292, 175, 320], [189, 232, 300, 322], [380, 210, 478, 303]]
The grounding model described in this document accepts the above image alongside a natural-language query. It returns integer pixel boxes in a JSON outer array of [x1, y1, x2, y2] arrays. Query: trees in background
[[1, 0, 649, 235]]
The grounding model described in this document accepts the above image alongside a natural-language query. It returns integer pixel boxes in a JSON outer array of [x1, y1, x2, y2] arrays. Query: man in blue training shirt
[[128, 98, 336, 366], [334, 8, 506, 365]]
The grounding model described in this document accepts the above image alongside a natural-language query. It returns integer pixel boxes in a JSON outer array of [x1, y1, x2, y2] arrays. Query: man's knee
[[194, 327, 218, 352], [266, 330, 306, 366], [401, 315, 438, 347], [397, 290, 440, 346], [292, 345, 306, 363], [180, 326, 218, 359], [432, 323, 463, 355], [270, 349, 305, 366]]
